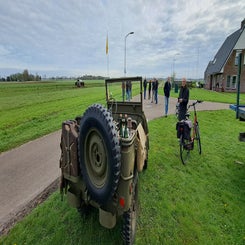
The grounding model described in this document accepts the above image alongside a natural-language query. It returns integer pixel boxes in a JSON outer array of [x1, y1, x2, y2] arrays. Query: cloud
[[0, 0, 244, 78]]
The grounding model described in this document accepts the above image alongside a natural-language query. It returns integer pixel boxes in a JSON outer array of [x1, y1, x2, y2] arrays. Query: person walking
[[178, 78, 189, 121], [163, 77, 171, 117], [143, 78, 147, 99]]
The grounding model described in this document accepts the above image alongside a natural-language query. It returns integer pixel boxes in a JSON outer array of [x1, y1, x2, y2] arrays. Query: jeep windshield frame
[[105, 76, 148, 136], [105, 76, 143, 105]]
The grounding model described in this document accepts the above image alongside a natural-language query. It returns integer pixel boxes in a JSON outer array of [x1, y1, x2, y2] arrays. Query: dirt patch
[[0, 178, 59, 237]]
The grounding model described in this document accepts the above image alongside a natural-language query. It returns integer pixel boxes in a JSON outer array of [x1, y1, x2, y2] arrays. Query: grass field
[[0, 80, 105, 153], [0, 81, 245, 244]]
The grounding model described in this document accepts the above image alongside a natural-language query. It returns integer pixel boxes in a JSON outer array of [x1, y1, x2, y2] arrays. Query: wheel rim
[[85, 128, 108, 188]]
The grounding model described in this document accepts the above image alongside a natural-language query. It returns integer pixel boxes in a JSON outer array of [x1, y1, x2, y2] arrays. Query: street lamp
[[124, 31, 134, 76]]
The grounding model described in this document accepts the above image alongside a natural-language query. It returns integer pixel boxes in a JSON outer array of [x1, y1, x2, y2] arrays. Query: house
[[204, 19, 245, 92]]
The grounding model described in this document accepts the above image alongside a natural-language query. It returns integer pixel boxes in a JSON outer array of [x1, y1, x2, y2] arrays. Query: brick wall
[[223, 50, 245, 92]]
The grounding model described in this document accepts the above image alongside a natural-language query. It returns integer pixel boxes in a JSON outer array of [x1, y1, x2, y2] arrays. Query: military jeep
[[59, 76, 149, 244]]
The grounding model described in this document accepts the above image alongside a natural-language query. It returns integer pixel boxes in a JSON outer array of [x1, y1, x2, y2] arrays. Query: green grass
[[1, 110, 244, 245], [0, 80, 106, 153]]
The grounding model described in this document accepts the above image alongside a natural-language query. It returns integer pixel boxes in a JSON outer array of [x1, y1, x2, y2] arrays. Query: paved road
[[0, 96, 229, 232]]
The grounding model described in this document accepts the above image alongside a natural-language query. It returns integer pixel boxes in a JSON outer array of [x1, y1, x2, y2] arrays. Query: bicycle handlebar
[[188, 100, 203, 108]]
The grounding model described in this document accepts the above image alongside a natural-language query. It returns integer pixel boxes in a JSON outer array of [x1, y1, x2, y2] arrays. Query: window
[[235, 50, 244, 66], [226, 75, 231, 88], [226, 75, 236, 89], [232, 76, 236, 89]]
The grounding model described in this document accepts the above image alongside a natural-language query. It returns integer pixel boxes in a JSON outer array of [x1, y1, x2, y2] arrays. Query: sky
[[0, 0, 244, 79]]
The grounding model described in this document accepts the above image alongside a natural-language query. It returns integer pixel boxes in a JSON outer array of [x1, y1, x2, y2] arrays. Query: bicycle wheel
[[180, 135, 190, 165], [195, 124, 201, 154]]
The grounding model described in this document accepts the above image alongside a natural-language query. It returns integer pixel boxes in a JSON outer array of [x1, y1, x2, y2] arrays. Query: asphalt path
[[0, 95, 229, 233]]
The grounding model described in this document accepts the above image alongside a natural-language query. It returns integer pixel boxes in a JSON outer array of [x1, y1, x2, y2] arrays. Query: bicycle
[[177, 100, 203, 165], [175, 102, 180, 119]]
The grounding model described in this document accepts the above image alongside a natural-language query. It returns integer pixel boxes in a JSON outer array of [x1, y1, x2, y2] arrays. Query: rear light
[[119, 197, 125, 208]]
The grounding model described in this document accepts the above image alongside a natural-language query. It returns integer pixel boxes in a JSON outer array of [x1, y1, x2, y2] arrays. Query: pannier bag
[[176, 120, 192, 140]]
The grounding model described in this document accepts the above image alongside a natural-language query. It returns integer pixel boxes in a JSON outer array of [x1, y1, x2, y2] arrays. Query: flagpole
[[107, 52, 109, 78], [106, 32, 109, 77]]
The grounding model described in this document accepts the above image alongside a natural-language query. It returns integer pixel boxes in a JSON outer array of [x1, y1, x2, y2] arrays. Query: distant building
[[204, 19, 245, 92]]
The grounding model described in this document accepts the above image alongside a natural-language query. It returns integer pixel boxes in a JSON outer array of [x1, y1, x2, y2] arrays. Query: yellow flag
[[106, 34, 108, 55]]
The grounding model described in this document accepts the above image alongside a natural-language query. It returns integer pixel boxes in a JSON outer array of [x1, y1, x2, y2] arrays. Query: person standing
[[151, 79, 155, 103], [143, 78, 147, 99], [163, 77, 171, 117], [154, 78, 159, 104], [178, 78, 189, 121], [148, 80, 152, 100], [126, 80, 132, 101]]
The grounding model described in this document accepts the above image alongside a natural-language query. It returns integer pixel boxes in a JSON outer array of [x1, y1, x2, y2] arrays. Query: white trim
[[234, 29, 245, 50]]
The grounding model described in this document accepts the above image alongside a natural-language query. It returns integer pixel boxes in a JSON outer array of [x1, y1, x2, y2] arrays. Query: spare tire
[[79, 104, 121, 205]]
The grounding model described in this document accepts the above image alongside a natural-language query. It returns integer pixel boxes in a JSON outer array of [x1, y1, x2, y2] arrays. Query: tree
[[23, 69, 29, 81], [2, 70, 42, 82]]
